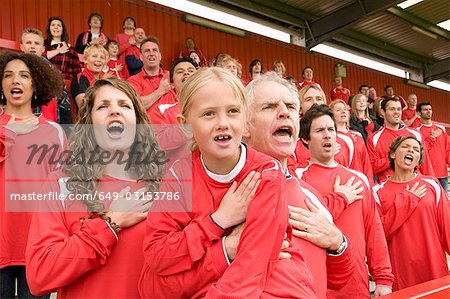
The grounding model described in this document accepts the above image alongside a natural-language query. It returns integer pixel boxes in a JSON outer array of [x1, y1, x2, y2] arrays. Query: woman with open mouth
[[373, 135, 450, 291], [26, 78, 164, 298], [0, 52, 65, 298]]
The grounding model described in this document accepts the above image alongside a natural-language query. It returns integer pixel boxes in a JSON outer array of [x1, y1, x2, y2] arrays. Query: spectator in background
[[211, 52, 230, 67], [217, 55, 239, 78], [125, 28, 146, 76], [21, 27, 72, 125], [382, 85, 406, 109], [71, 44, 108, 108], [75, 12, 109, 55], [248, 58, 262, 83], [285, 76, 298, 88], [349, 93, 380, 143], [114, 16, 136, 58], [298, 66, 320, 90], [272, 60, 286, 78], [359, 85, 370, 98], [188, 51, 201, 68], [416, 102, 450, 191], [373, 136, 450, 290], [104, 40, 129, 80], [128, 36, 177, 123], [367, 98, 435, 183], [402, 94, 421, 128], [179, 37, 207, 67], [44, 17, 81, 82], [330, 76, 351, 103]]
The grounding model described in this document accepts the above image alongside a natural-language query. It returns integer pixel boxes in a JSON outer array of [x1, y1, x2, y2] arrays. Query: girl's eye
[[202, 111, 213, 117], [229, 108, 240, 114]]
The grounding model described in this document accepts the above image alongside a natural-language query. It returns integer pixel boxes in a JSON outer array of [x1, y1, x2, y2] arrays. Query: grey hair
[[245, 71, 299, 114]]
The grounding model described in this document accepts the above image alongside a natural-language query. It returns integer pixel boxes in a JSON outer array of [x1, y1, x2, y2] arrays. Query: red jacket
[[26, 173, 148, 298], [367, 126, 435, 182], [140, 145, 317, 298], [373, 175, 450, 290], [296, 163, 393, 298], [0, 111, 66, 269]]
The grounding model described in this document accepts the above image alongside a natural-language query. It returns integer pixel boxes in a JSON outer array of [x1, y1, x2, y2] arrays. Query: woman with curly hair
[[26, 78, 164, 298], [44, 17, 82, 82], [0, 52, 66, 298]]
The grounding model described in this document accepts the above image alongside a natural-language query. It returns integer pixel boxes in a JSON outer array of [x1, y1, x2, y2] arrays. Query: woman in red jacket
[[0, 52, 65, 298], [26, 78, 164, 298], [373, 136, 450, 290]]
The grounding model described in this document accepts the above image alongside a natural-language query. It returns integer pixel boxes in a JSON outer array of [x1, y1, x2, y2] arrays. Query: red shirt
[[140, 145, 317, 298], [104, 58, 129, 80], [417, 123, 450, 178], [286, 173, 355, 298], [373, 174, 450, 290], [114, 32, 134, 58], [0, 111, 66, 269], [330, 87, 351, 103], [26, 174, 148, 298], [339, 130, 374, 184], [402, 108, 421, 128], [128, 67, 178, 122], [298, 81, 320, 90], [367, 126, 435, 182], [296, 163, 393, 298]]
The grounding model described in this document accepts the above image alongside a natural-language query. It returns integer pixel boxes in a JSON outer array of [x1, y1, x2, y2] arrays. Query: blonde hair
[[272, 60, 286, 74], [83, 43, 109, 60], [351, 93, 371, 122], [179, 67, 248, 151], [21, 28, 44, 43], [298, 83, 326, 104], [329, 99, 349, 126]]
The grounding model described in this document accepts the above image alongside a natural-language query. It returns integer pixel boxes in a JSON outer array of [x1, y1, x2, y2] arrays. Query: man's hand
[[431, 128, 442, 139], [157, 79, 171, 96], [289, 199, 342, 250], [334, 176, 364, 204]]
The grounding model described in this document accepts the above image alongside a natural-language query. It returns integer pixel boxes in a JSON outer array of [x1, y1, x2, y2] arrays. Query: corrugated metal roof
[[277, 0, 354, 17], [407, 0, 450, 23]]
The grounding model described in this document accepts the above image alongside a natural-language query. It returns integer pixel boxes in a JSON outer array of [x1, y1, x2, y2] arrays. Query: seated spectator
[[298, 66, 321, 90], [114, 16, 136, 58], [21, 27, 72, 125], [104, 40, 129, 79], [75, 12, 109, 55], [71, 44, 108, 108], [349, 93, 380, 143], [44, 17, 81, 82], [272, 60, 286, 77], [179, 37, 207, 66], [330, 76, 351, 103], [248, 58, 262, 82], [125, 28, 146, 76]]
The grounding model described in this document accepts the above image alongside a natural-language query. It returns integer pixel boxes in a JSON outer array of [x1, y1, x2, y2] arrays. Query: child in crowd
[[104, 40, 129, 79]]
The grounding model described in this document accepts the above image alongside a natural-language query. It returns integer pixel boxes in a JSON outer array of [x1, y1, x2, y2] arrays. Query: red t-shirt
[[296, 163, 393, 298], [417, 123, 450, 178], [330, 87, 351, 103], [402, 108, 421, 128], [373, 174, 450, 290]]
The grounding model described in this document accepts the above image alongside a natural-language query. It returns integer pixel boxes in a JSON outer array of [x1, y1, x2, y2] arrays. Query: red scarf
[[82, 31, 108, 46]]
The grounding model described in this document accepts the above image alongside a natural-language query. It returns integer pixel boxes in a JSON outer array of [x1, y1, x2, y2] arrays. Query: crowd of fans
[[0, 12, 449, 299]]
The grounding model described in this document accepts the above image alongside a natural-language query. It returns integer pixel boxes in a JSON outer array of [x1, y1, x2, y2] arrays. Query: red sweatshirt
[[339, 130, 374, 184], [139, 145, 317, 298], [367, 126, 435, 182], [402, 108, 421, 128], [0, 111, 66, 269], [296, 163, 393, 298], [373, 174, 450, 290], [26, 173, 148, 298], [286, 173, 355, 298], [417, 123, 450, 178]]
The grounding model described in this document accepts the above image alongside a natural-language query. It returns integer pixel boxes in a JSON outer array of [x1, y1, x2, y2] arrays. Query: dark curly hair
[[299, 104, 336, 147], [45, 17, 70, 46], [63, 78, 164, 214], [0, 51, 63, 108]]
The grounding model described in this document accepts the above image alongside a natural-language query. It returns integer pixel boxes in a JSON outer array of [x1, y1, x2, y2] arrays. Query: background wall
[[1, 0, 449, 125]]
